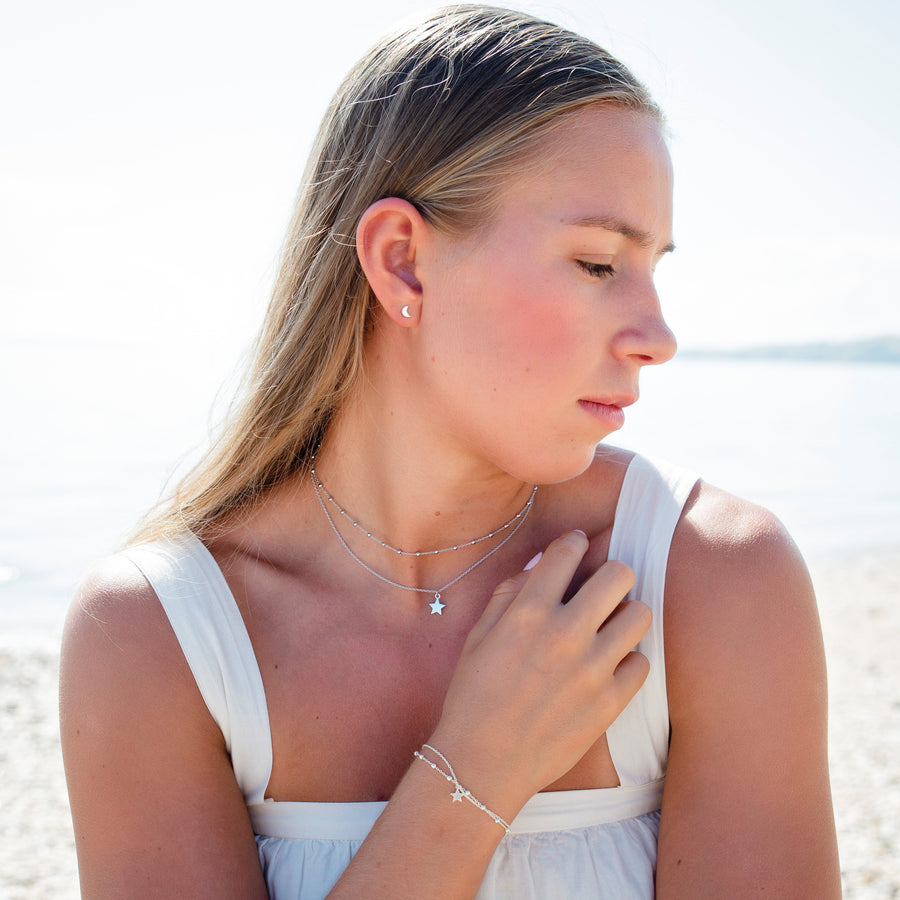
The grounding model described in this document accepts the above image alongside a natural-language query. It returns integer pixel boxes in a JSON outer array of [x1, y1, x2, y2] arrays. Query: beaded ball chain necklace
[[310, 461, 537, 615], [310, 460, 537, 556]]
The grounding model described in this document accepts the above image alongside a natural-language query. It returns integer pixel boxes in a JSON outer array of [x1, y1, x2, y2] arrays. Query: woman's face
[[410, 104, 677, 484]]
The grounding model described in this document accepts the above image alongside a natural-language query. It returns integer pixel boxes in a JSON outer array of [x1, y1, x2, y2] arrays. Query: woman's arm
[[656, 483, 841, 897], [60, 556, 270, 898], [62, 531, 649, 899]]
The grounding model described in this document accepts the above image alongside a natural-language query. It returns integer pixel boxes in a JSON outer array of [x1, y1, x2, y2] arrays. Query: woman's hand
[[330, 529, 652, 899], [429, 529, 652, 820]]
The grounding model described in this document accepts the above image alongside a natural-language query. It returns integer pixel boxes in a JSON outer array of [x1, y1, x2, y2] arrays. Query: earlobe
[[356, 198, 426, 326]]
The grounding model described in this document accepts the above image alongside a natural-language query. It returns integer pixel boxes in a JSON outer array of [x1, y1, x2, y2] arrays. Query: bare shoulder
[[663, 480, 827, 753], [60, 551, 228, 814], [669, 478, 804, 569], [665, 480, 821, 683], [657, 482, 840, 897], [60, 554, 267, 897], [64, 553, 183, 665], [61, 552, 215, 732]]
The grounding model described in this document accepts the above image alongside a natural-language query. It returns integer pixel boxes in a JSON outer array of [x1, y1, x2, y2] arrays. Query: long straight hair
[[132, 4, 660, 543]]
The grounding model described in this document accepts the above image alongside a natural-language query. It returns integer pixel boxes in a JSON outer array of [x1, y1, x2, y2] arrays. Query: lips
[[577, 394, 636, 430], [583, 393, 638, 410]]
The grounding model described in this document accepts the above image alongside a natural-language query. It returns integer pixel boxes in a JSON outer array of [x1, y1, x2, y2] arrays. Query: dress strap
[[605, 454, 699, 785], [121, 534, 273, 804]]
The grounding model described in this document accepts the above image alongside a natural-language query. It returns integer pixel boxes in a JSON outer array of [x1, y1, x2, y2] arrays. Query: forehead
[[493, 105, 673, 235]]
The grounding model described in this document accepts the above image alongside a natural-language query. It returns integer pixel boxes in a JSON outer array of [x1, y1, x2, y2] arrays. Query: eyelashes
[[576, 259, 615, 279]]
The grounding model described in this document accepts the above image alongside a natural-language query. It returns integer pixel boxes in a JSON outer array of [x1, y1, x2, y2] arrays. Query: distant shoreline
[[680, 335, 900, 364]]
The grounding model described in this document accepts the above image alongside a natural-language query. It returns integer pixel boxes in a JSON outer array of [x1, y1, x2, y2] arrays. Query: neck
[[300, 319, 546, 607], [316, 338, 533, 551], [313, 388, 535, 563]]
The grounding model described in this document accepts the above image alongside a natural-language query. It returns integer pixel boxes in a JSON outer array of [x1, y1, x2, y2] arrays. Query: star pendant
[[452, 787, 465, 802], [429, 595, 445, 615]]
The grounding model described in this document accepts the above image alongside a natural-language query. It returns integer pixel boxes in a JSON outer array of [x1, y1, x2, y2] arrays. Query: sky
[[2, 0, 898, 368]]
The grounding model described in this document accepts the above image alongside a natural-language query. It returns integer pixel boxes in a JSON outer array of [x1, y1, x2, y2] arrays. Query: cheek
[[483, 271, 584, 388]]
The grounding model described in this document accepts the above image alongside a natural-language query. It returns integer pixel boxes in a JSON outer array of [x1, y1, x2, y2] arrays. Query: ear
[[355, 198, 427, 326]]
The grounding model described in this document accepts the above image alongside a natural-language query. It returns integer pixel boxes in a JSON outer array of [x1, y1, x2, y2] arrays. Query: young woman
[[60, 6, 841, 897]]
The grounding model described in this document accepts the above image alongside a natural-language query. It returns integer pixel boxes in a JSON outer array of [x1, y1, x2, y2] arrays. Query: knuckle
[[508, 600, 548, 633], [605, 559, 636, 591], [547, 618, 579, 651], [538, 623, 580, 669], [625, 599, 652, 631], [550, 531, 589, 563]]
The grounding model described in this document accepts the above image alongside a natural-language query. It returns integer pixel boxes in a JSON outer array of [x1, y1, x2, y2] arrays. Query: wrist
[[423, 726, 533, 826], [414, 744, 511, 835]]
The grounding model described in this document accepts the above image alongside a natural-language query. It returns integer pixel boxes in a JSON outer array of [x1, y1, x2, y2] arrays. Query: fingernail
[[572, 529, 587, 538], [523, 552, 542, 571]]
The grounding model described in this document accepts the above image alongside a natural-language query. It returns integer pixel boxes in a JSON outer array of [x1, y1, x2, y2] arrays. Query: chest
[[236, 584, 621, 802], [232, 571, 480, 801], [212, 513, 622, 802]]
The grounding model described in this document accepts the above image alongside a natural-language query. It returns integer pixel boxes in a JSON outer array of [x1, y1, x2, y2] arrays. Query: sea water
[[615, 357, 900, 558], [1, 340, 898, 649]]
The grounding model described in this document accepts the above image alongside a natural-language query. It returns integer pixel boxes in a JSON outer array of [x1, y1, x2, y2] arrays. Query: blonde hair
[[133, 4, 660, 543]]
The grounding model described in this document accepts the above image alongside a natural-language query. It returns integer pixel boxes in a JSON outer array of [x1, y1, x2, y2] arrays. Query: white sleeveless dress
[[122, 454, 697, 899]]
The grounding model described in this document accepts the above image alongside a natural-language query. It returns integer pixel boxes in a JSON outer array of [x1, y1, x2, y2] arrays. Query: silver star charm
[[452, 787, 465, 802], [429, 595, 445, 615]]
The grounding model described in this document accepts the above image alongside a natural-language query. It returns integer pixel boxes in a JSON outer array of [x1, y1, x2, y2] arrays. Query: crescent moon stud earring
[[400, 305, 412, 319]]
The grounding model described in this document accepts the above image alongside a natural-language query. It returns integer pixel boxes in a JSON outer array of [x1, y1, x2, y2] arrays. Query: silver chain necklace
[[310, 459, 537, 556], [310, 471, 536, 615]]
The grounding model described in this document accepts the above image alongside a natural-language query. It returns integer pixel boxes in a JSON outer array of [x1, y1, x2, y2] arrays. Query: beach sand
[[1, 548, 898, 898]]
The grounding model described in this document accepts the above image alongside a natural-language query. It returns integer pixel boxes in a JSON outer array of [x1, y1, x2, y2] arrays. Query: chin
[[503, 444, 601, 487]]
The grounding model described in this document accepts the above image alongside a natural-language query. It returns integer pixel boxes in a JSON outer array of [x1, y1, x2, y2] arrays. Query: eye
[[576, 260, 615, 280]]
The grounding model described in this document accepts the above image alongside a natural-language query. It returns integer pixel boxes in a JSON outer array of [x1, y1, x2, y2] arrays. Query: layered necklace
[[310, 459, 537, 615]]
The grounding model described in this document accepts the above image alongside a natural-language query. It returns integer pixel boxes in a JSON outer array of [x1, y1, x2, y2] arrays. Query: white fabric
[[606, 454, 699, 785], [122, 453, 697, 899]]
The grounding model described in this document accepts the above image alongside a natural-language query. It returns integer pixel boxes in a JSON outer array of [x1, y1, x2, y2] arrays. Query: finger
[[610, 649, 651, 700], [591, 600, 652, 663], [579, 647, 650, 737], [511, 530, 590, 612], [466, 568, 531, 644], [565, 559, 636, 632]]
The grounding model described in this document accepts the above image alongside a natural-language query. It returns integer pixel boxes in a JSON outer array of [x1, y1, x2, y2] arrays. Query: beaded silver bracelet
[[414, 744, 511, 836]]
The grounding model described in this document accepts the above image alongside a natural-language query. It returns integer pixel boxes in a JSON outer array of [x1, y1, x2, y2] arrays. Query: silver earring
[[401, 305, 412, 319]]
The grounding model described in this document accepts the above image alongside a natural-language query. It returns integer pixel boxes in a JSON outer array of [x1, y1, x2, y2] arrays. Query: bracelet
[[413, 743, 511, 836]]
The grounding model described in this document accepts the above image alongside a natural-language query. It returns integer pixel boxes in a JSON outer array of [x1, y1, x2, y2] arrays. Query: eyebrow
[[566, 214, 676, 254]]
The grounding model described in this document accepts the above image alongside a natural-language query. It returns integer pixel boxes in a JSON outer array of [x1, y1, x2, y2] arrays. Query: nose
[[610, 285, 677, 366], [619, 318, 677, 365]]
